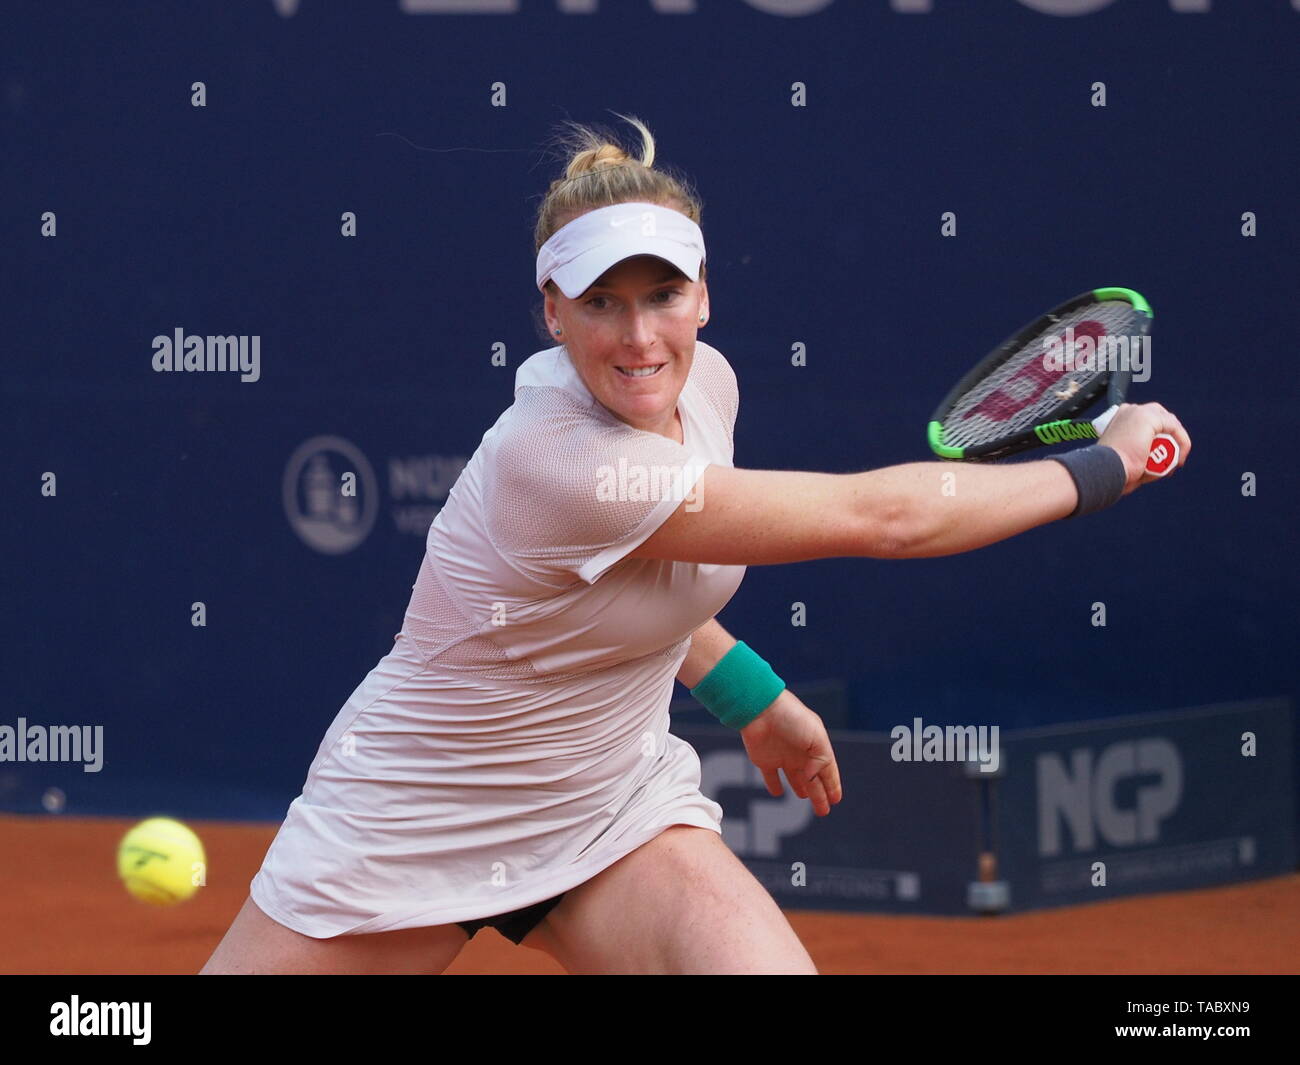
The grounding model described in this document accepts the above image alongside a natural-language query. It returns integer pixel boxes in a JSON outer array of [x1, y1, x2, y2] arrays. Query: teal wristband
[[689, 641, 786, 730]]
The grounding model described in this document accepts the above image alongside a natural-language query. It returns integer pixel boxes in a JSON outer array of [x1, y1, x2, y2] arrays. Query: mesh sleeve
[[484, 388, 711, 586], [691, 341, 739, 438]]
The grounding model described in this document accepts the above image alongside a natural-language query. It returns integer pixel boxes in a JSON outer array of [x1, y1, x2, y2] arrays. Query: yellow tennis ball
[[116, 817, 206, 906]]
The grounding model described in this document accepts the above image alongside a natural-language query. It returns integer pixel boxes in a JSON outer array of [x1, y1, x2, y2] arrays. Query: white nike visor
[[536, 201, 706, 299]]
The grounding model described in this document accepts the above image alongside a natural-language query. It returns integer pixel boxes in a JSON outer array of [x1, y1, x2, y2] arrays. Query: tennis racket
[[926, 287, 1178, 476]]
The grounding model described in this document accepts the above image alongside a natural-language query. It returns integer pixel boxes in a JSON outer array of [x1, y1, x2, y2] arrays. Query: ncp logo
[[282, 435, 379, 555], [1037, 738, 1183, 857], [700, 749, 813, 856]]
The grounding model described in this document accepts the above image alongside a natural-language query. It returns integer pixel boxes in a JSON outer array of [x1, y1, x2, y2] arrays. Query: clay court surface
[[3, 815, 1296, 975]]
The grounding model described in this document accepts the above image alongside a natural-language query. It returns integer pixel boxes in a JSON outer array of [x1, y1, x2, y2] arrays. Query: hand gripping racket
[[926, 287, 1178, 476]]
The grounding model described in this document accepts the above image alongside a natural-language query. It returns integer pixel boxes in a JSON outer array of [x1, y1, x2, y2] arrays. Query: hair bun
[[567, 143, 634, 180]]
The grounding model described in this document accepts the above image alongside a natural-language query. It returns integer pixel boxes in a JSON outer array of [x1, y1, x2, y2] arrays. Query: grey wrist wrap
[[1049, 445, 1127, 517]]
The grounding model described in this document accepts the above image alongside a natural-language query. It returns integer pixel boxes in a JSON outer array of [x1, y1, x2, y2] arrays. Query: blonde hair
[[531, 113, 706, 337]]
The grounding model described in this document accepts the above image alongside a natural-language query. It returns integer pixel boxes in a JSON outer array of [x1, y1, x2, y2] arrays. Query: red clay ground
[[2, 815, 1296, 975]]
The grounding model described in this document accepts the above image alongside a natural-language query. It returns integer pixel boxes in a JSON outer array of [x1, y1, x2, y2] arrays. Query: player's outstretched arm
[[626, 458, 1083, 566]]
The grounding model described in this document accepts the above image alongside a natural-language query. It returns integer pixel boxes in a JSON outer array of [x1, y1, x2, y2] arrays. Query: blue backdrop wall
[[3, 0, 1296, 818]]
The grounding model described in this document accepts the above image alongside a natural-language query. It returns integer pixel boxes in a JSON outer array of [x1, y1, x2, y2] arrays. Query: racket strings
[[941, 301, 1144, 449]]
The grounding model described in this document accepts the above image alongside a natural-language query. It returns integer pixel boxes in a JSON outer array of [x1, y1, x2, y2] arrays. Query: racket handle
[[1090, 405, 1180, 477]]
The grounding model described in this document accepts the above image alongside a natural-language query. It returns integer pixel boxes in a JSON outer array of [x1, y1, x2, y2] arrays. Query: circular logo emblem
[[282, 435, 378, 554]]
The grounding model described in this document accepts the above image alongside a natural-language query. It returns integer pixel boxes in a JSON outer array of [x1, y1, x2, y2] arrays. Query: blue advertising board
[[676, 721, 979, 915], [995, 698, 1295, 912]]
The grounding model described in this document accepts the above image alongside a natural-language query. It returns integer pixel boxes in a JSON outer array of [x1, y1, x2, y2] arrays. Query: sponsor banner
[[675, 723, 977, 914], [283, 434, 469, 554], [995, 699, 1295, 912]]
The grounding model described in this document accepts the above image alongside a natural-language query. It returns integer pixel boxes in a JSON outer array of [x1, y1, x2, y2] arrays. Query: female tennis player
[[201, 114, 1190, 975]]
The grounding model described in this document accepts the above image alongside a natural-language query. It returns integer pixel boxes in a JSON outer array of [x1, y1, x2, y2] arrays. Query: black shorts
[[456, 892, 566, 945]]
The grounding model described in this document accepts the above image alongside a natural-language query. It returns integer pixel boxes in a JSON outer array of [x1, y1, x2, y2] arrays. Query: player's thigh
[[525, 825, 817, 975], [199, 894, 469, 975]]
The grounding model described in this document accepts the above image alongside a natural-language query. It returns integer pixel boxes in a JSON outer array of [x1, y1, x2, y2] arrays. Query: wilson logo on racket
[[1033, 420, 1099, 445], [963, 320, 1108, 427], [1146, 439, 1176, 475]]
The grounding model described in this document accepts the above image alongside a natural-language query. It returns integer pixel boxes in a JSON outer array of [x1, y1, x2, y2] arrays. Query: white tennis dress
[[250, 340, 747, 937]]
